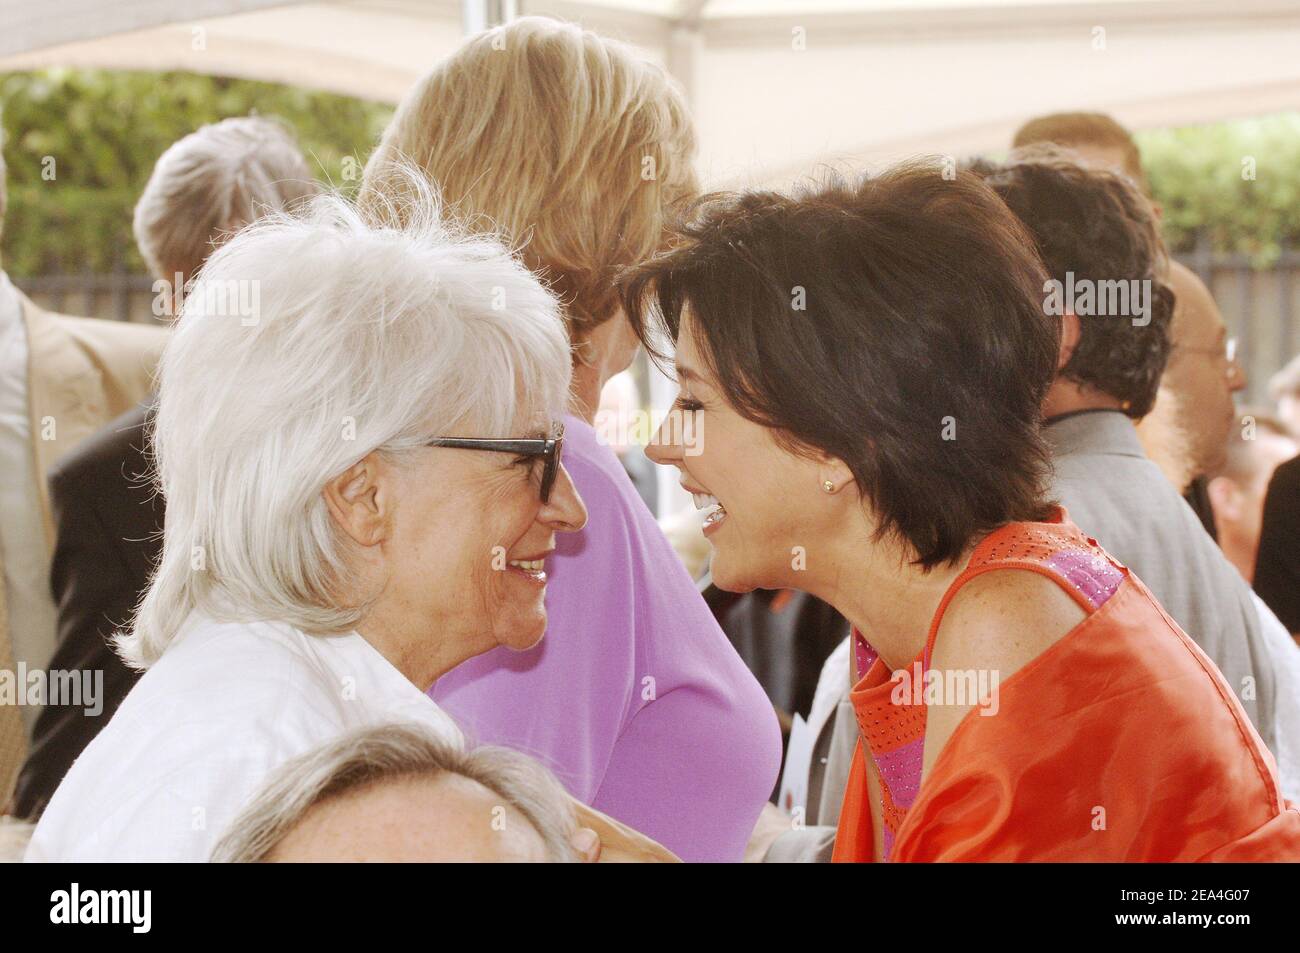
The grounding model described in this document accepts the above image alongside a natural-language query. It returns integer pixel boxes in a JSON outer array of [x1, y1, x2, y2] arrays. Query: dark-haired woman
[[624, 163, 1300, 862]]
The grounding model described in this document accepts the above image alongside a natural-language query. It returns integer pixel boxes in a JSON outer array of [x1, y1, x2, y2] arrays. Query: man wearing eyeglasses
[[978, 157, 1284, 773], [1153, 263, 1300, 799], [1161, 263, 1248, 539]]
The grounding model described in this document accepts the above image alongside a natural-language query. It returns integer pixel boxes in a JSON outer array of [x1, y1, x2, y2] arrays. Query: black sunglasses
[[425, 425, 565, 503]]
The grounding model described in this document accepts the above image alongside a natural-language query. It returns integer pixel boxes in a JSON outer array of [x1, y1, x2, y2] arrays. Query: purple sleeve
[[431, 416, 781, 862]]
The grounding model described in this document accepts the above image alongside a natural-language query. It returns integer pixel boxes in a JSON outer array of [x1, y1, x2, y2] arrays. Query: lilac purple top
[[431, 414, 782, 861]]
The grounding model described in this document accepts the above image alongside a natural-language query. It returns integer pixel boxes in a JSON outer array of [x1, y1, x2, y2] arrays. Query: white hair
[[133, 115, 318, 284], [117, 176, 572, 667], [210, 723, 578, 862]]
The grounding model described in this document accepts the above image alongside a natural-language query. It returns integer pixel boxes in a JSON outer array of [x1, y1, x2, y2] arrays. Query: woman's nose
[[541, 464, 588, 533], [645, 415, 683, 467]]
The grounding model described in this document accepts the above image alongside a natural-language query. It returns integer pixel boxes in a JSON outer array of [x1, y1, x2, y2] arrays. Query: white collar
[[177, 613, 464, 745], [300, 625, 464, 743]]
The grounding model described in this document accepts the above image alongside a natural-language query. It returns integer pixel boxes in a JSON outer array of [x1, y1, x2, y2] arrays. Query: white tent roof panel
[[2, 0, 1299, 187]]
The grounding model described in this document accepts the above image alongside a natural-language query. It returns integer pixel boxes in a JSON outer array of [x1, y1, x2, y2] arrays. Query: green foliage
[[1139, 113, 1300, 266], [4, 71, 1299, 274], [1, 69, 392, 275]]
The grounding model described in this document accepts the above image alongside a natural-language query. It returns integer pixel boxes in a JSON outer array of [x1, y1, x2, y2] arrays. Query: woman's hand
[[745, 802, 795, 862], [572, 801, 681, 863], [569, 826, 602, 862]]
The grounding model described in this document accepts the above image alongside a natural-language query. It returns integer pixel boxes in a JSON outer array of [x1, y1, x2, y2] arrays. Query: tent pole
[[461, 0, 517, 35]]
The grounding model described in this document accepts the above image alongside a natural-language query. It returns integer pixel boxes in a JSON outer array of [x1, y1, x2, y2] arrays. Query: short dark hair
[[1012, 111, 1149, 195], [973, 144, 1174, 418], [620, 161, 1059, 569]]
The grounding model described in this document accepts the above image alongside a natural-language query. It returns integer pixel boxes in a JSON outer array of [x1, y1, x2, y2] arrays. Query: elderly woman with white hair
[[25, 187, 668, 862]]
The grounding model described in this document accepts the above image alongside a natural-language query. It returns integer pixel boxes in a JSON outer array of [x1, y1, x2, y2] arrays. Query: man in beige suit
[[0, 147, 166, 807]]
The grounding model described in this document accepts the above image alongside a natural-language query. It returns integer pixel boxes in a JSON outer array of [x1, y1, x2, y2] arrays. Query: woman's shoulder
[[153, 614, 318, 674], [932, 568, 1088, 683], [934, 513, 1122, 672], [31, 711, 341, 861], [123, 616, 346, 725], [922, 569, 1089, 780]]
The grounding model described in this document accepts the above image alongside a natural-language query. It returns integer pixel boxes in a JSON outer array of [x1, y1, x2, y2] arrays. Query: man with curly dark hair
[[975, 146, 1283, 768], [976, 144, 1173, 419]]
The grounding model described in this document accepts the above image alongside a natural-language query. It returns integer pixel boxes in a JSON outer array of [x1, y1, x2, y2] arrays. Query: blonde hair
[[118, 178, 572, 668], [1012, 111, 1149, 195], [133, 116, 318, 287], [361, 15, 697, 338]]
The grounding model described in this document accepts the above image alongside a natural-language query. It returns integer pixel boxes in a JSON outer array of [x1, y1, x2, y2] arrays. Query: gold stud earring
[[823, 480, 835, 493]]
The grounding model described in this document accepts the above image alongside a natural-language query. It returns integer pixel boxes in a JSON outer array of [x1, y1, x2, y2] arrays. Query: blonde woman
[[362, 16, 781, 862]]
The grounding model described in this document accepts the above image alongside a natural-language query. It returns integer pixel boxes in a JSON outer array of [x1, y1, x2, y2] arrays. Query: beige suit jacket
[[1, 288, 166, 807]]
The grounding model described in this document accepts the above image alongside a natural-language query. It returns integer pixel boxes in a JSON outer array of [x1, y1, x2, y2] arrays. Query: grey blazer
[[1044, 410, 1276, 754]]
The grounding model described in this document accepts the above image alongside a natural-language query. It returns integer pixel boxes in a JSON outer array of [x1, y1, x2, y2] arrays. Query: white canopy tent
[[3, 0, 1300, 190], [4, 0, 1299, 516]]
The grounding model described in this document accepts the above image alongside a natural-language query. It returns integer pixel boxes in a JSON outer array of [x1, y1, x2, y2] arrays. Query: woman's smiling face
[[646, 311, 842, 593], [375, 421, 588, 665]]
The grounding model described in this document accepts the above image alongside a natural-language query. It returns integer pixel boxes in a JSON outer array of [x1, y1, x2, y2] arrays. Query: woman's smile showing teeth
[[689, 490, 729, 534], [507, 556, 549, 584]]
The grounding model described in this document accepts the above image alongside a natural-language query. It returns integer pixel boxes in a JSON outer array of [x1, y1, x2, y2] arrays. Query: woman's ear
[[323, 452, 389, 547], [1058, 311, 1082, 371], [816, 456, 856, 495]]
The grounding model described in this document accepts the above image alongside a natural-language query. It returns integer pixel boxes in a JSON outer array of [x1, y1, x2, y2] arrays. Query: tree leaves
[[1140, 114, 1300, 267], [0, 68, 392, 275]]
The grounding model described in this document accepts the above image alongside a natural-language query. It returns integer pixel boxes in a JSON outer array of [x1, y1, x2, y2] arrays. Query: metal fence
[[1180, 246, 1300, 408], [17, 263, 163, 326], [17, 248, 1300, 408]]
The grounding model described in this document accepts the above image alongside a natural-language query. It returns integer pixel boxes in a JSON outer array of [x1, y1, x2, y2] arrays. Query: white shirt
[[0, 272, 59, 734], [26, 612, 462, 861], [806, 636, 851, 752], [776, 635, 849, 815]]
